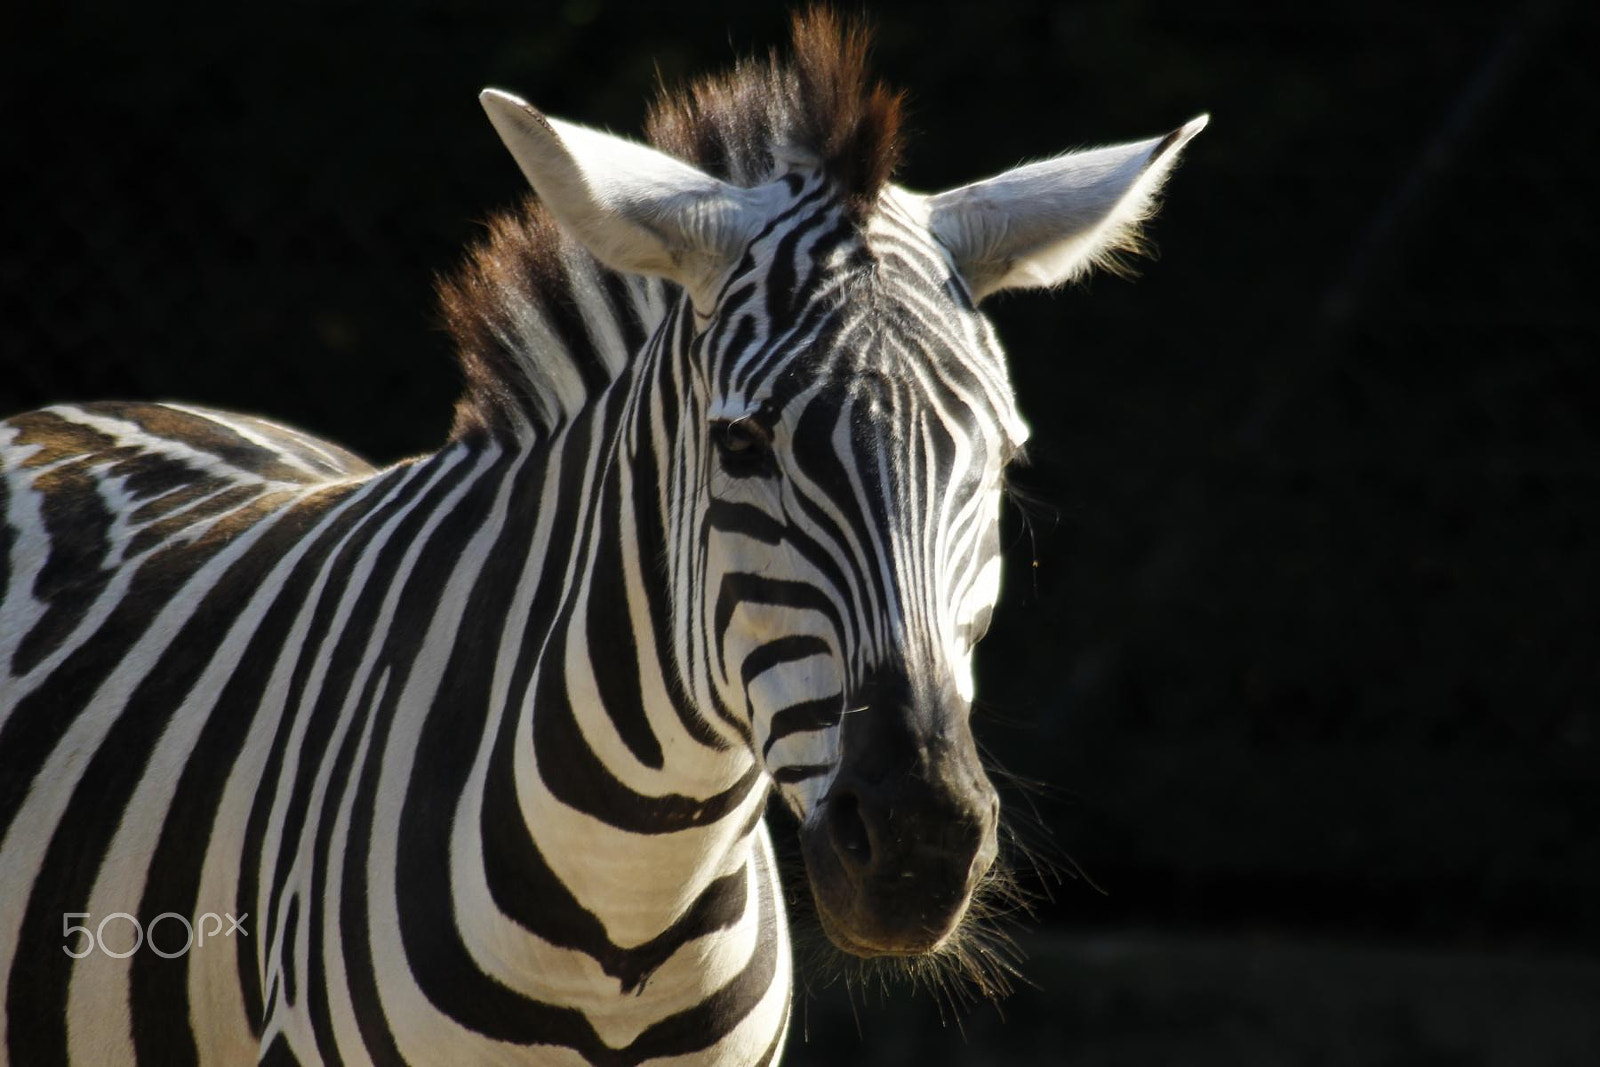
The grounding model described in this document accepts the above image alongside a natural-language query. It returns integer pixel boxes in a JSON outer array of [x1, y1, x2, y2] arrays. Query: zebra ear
[[480, 88, 760, 311], [927, 114, 1208, 301]]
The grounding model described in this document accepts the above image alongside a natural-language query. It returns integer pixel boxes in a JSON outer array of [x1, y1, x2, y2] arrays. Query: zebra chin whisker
[[784, 847, 1033, 1014]]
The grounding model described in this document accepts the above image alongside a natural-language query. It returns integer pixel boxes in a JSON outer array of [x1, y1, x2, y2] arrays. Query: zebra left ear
[[480, 88, 766, 311], [927, 114, 1208, 301]]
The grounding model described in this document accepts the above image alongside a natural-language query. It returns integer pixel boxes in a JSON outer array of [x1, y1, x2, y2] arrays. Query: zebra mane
[[440, 8, 904, 440], [645, 8, 905, 209]]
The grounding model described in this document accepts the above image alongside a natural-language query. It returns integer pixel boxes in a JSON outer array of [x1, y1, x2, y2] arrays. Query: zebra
[[0, 11, 1203, 1066]]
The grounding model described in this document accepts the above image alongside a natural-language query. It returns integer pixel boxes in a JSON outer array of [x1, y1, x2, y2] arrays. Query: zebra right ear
[[480, 89, 766, 312]]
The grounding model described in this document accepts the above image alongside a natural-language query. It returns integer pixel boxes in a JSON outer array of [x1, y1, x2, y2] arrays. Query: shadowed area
[[4, 1, 1595, 1062]]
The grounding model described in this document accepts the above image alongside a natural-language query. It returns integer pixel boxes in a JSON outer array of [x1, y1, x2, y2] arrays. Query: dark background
[[5, 1, 1597, 1063]]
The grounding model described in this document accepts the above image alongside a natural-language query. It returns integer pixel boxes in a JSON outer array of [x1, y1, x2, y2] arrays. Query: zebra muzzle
[[799, 678, 999, 957]]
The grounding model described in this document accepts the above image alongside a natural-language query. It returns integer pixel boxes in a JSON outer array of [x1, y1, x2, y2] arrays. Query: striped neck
[[433, 351, 772, 1018]]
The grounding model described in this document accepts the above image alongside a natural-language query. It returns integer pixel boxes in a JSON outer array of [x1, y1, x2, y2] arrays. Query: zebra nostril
[[828, 792, 872, 870]]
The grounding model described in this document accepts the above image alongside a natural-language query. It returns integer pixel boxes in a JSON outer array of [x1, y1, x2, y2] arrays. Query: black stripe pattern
[[0, 19, 1058, 1067]]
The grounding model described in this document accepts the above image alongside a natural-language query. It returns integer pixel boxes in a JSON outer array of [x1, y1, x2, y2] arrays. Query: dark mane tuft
[[440, 7, 905, 439], [437, 203, 570, 439], [646, 7, 905, 210]]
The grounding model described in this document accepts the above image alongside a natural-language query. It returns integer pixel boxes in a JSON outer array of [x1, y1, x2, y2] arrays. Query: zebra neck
[[446, 415, 768, 987]]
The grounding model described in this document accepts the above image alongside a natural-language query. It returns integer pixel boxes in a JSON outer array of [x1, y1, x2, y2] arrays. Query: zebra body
[[2, 387, 788, 1064], [1, 12, 1202, 1065]]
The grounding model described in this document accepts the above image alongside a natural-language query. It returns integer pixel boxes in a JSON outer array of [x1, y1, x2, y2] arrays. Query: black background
[[5, 1, 1597, 1063]]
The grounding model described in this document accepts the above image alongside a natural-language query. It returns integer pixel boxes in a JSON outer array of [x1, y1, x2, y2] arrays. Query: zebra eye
[[711, 417, 772, 460]]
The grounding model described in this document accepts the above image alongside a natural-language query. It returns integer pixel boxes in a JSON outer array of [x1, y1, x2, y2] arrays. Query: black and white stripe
[[2, 12, 1203, 1065]]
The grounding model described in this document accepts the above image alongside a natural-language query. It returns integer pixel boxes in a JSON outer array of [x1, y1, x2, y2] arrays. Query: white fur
[[923, 114, 1208, 299], [480, 90, 787, 314]]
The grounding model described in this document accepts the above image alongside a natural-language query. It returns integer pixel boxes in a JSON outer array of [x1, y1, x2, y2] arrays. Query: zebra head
[[480, 20, 1203, 960]]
